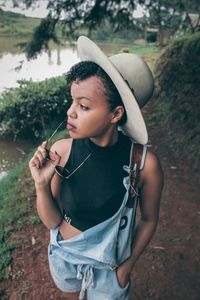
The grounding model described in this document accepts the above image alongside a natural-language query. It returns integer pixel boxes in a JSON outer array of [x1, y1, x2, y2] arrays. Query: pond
[[0, 36, 133, 179], [0, 137, 35, 179], [0, 36, 79, 93], [0, 36, 129, 93]]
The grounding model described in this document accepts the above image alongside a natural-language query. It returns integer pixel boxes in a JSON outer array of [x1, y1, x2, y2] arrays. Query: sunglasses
[[45, 120, 65, 160], [45, 120, 70, 178], [46, 120, 92, 179]]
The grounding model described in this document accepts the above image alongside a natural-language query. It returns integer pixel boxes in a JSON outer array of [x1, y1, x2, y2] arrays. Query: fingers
[[29, 141, 61, 170], [35, 144, 48, 168], [49, 150, 61, 166], [29, 141, 50, 169], [38, 143, 48, 159]]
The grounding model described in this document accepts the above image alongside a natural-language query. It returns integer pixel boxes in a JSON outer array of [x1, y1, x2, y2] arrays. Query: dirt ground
[[0, 104, 200, 300]]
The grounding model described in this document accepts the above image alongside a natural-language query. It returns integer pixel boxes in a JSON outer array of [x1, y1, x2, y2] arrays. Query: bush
[[153, 32, 200, 165], [0, 76, 70, 140]]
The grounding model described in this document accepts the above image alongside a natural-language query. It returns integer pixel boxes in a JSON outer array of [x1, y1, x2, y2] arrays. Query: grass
[[0, 152, 36, 280], [130, 44, 160, 71], [130, 44, 159, 56], [0, 8, 41, 36], [0, 129, 67, 280]]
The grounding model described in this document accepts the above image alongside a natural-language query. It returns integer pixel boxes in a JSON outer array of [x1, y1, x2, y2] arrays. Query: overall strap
[[129, 143, 147, 198]]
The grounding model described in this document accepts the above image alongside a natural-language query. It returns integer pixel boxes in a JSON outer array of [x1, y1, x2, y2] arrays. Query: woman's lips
[[67, 123, 76, 130]]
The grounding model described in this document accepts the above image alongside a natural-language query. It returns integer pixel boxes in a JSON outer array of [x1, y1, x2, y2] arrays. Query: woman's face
[[67, 75, 116, 142]]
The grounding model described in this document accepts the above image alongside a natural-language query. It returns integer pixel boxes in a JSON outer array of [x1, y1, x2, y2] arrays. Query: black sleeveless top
[[60, 132, 132, 231]]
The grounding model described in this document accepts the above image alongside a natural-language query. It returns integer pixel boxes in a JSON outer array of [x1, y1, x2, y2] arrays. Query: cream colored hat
[[77, 36, 154, 144]]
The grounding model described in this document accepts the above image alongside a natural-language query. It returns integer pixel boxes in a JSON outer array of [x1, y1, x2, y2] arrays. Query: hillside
[[0, 8, 41, 36]]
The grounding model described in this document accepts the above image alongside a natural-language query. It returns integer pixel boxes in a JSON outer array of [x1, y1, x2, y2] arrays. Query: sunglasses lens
[[45, 149, 57, 161], [55, 166, 69, 178]]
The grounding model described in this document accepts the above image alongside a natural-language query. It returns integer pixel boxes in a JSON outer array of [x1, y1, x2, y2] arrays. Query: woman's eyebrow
[[76, 96, 92, 101]]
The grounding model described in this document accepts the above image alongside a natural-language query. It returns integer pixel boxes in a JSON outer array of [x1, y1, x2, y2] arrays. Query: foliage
[[139, 0, 199, 46], [26, 16, 59, 59], [140, 0, 199, 28], [90, 19, 144, 43], [153, 32, 200, 165], [0, 76, 70, 140], [9, 0, 198, 59], [23, 0, 142, 59]]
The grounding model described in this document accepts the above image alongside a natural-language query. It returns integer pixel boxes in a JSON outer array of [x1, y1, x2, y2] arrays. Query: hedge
[[0, 76, 70, 140], [153, 32, 200, 165]]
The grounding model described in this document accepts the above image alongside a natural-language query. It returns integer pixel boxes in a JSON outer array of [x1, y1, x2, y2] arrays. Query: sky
[[0, 0, 144, 18], [0, 0, 49, 18]]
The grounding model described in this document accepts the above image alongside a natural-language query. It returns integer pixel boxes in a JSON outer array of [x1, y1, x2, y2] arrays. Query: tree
[[139, 0, 200, 46], [24, 0, 140, 59], [3, 0, 199, 58]]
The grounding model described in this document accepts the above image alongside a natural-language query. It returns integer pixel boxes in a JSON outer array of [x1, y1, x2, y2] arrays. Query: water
[[0, 38, 79, 93], [0, 137, 35, 179]]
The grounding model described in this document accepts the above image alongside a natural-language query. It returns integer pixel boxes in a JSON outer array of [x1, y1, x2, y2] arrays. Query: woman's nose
[[67, 103, 77, 119]]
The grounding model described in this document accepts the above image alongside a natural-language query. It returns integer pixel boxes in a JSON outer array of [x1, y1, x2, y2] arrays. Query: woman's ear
[[111, 106, 125, 124]]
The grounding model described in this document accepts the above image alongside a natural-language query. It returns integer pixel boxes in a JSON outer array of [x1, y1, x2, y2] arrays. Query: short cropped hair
[[65, 61, 127, 126]]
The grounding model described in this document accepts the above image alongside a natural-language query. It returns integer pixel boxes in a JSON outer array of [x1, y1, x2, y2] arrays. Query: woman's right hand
[[29, 141, 61, 187]]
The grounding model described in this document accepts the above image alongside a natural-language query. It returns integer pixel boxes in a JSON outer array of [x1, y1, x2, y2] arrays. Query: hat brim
[[77, 36, 148, 144]]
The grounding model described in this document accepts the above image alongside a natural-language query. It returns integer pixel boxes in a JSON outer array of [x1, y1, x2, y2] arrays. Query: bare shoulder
[[141, 148, 164, 186], [50, 138, 73, 201], [144, 149, 162, 172], [50, 138, 73, 167]]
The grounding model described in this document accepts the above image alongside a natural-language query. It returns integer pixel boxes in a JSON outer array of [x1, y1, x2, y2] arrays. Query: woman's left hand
[[116, 259, 132, 288]]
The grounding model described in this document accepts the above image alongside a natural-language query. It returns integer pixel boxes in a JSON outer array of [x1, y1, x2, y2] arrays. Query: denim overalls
[[48, 143, 147, 300]]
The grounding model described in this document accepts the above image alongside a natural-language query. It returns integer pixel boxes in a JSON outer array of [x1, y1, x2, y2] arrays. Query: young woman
[[29, 36, 163, 300]]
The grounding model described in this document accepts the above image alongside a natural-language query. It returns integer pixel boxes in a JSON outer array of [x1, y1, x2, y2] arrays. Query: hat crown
[[109, 53, 154, 108]]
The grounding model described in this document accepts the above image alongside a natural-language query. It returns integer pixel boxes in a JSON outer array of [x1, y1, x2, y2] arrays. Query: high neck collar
[[85, 131, 125, 156]]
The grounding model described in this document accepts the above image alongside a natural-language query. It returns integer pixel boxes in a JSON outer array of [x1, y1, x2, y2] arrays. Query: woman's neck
[[89, 127, 119, 148]]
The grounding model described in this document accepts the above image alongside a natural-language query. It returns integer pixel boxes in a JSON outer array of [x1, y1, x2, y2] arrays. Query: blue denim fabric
[[48, 144, 142, 299]]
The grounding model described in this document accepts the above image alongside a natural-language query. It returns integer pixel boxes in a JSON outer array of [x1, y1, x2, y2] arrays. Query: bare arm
[[116, 149, 164, 287], [29, 139, 72, 229], [35, 181, 62, 230], [128, 150, 163, 267]]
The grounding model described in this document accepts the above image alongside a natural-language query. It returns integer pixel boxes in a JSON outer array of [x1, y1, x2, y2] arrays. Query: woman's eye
[[80, 104, 89, 111]]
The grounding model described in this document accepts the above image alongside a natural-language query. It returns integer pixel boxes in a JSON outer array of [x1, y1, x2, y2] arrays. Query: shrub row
[[0, 76, 70, 140]]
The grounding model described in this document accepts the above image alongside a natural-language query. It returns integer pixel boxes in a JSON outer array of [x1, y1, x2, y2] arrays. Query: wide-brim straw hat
[[77, 36, 154, 144]]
